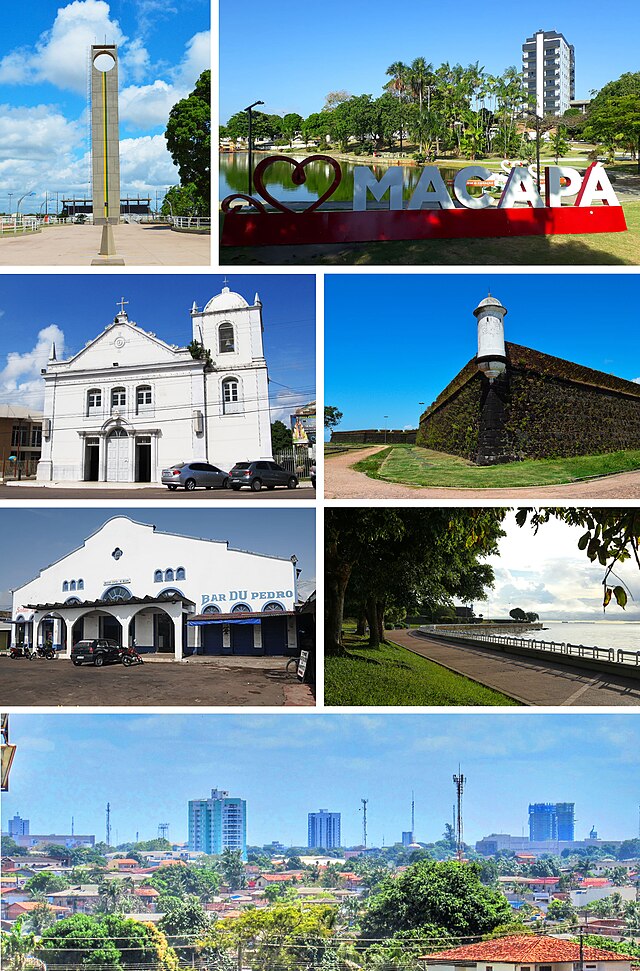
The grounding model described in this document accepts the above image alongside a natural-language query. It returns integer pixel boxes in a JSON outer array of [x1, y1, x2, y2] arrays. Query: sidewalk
[[390, 629, 640, 706]]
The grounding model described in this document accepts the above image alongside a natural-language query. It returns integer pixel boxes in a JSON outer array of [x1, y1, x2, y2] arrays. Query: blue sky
[[325, 274, 640, 434], [219, 0, 639, 121], [0, 507, 316, 609], [0, 0, 209, 210], [0, 273, 315, 419], [2, 713, 640, 847]]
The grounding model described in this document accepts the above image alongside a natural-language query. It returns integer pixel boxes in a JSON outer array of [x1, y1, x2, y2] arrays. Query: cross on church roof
[[117, 297, 129, 315], [222, 276, 229, 287]]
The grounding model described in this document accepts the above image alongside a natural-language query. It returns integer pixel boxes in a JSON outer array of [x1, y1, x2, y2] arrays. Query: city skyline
[[220, 2, 639, 120], [2, 713, 639, 849]]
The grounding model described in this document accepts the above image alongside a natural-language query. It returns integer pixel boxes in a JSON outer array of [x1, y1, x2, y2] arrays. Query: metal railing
[[421, 627, 640, 668], [274, 446, 313, 480], [169, 216, 211, 231]]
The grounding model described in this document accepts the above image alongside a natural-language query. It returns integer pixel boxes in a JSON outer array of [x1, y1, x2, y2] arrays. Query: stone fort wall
[[331, 429, 417, 445]]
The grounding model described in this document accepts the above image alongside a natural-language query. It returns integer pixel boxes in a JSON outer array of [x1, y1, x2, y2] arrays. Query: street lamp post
[[525, 111, 542, 194], [244, 100, 265, 196], [7, 192, 13, 216], [16, 191, 35, 217]]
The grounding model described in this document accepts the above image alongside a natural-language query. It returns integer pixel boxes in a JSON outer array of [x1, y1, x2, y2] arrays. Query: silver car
[[161, 462, 229, 491]]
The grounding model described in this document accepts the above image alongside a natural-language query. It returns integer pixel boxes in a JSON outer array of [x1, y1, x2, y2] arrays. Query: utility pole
[[453, 768, 465, 862], [106, 802, 111, 847], [361, 798, 368, 851], [411, 790, 415, 841]]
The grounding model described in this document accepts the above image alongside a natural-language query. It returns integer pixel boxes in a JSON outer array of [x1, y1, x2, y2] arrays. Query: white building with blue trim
[[36, 285, 272, 484], [11, 516, 299, 659]]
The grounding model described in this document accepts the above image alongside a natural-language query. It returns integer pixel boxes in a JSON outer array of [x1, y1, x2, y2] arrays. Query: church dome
[[476, 295, 503, 309], [203, 286, 249, 312]]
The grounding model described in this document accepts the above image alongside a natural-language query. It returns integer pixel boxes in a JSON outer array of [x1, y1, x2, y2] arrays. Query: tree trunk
[[377, 601, 386, 642], [325, 559, 352, 656], [356, 614, 366, 637], [366, 597, 380, 648]]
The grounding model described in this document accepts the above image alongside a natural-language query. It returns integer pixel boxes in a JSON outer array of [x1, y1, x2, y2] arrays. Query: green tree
[[271, 420, 293, 453], [0, 835, 29, 857], [509, 608, 527, 622], [25, 901, 58, 935], [0, 917, 37, 971], [158, 895, 213, 960], [220, 848, 246, 891], [585, 72, 640, 172], [149, 862, 220, 902], [37, 914, 178, 971], [361, 860, 512, 938], [25, 872, 71, 896], [324, 406, 343, 430], [165, 70, 210, 214], [547, 899, 578, 923], [282, 112, 304, 145], [97, 877, 136, 915]]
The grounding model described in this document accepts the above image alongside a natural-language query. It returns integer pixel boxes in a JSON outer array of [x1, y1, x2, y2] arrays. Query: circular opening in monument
[[93, 51, 115, 72]]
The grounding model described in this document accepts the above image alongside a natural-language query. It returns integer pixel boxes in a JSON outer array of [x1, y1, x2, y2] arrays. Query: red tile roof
[[579, 878, 612, 888], [421, 935, 635, 964]]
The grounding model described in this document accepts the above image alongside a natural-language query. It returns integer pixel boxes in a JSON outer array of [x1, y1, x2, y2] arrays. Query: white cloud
[[174, 30, 210, 87], [0, 0, 126, 94], [119, 134, 178, 190], [0, 326, 65, 409], [121, 38, 151, 84]]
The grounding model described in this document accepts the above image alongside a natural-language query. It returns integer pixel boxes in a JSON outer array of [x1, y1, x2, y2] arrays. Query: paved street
[[0, 484, 315, 500], [0, 656, 315, 707], [326, 446, 640, 499], [0, 222, 210, 266], [391, 629, 640, 706]]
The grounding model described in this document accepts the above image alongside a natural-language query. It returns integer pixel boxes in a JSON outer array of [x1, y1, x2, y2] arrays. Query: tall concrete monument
[[91, 45, 123, 264]]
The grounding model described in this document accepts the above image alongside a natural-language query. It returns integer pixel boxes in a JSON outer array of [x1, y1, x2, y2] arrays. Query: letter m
[[353, 167, 403, 211]]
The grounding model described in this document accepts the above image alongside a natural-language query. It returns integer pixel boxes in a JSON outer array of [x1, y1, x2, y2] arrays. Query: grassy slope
[[325, 632, 519, 706], [353, 446, 640, 489]]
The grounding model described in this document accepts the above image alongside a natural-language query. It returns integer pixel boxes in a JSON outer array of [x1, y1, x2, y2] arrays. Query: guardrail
[[169, 216, 211, 231], [420, 627, 640, 669]]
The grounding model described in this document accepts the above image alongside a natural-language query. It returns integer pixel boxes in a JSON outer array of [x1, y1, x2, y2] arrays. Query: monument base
[[91, 257, 126, 265], [96, 223, 124, 259]]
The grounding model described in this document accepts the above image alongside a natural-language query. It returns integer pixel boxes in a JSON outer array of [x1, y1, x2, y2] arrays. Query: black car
[[71, 638, 122, 666], [229, 461, 298, 491], [161, 462, 229, 491]]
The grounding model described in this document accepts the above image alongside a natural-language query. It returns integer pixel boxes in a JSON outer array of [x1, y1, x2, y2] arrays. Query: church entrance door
[[106, 428, 129, 482], [84, 438, 99, 481], [135, 437, 151, 482]]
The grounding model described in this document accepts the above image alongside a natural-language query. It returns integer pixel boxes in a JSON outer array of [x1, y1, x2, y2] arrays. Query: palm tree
[[408, 57, 434, 152], [0, 918, 37, 971], [385, 61, 409, 152], [97, 877, 135, 914]]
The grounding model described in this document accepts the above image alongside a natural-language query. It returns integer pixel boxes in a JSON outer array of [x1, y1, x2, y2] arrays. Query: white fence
[[169, 216, 211, 231], [274, 447, 313, 479], [0, 216, 39, 235], [421, 627, 640, 669]]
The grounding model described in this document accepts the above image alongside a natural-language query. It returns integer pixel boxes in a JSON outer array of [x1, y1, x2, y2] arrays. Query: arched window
[[87, 389, 102, 414], [69, 580, 76, 591], [231, 603, 251, 614], [66, 597, 81, 605], [158, 588, 183, 600], [62, 581, 69, 592], [111, 387, 126, 408], [222, 377, 241, 415], [176, 567, 186, 581], [165, 568, 174, 582], [218, 323, 235, 354], [136, 385, 152, 414], [263, 601, 285, 612], [77, 579, 84, 590], [154, 570, 163, 583], [102, 585, 132, 602], [202, 604, 221, 614]]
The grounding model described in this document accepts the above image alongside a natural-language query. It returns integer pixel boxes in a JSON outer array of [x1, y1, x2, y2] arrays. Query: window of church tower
[[222, 378, 241, 415], [136, 385, 153, 414], [111, 387, 126, 409], [87, 389, 102, 414], [219, 323, 235, 353]]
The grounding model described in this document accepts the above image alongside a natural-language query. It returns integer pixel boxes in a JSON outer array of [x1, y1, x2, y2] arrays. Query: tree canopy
[[165, 70, 211, 215], [37, 914, 178, 971]]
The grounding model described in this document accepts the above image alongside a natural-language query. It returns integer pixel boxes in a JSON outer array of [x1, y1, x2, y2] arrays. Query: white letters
[[406, 167, 455, 210], [353, 167, 404, 211], [575, 162, 620, 207], [453, 166, 494, 209], [544, 166, 582, 207], [498, 166, 545, 209]]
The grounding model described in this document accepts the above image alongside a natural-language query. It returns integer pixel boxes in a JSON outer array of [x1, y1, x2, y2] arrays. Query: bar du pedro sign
[[221, 155, 627, 247]]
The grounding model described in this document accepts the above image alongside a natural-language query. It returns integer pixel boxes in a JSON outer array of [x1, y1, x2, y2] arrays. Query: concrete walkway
[[390, 629, 640, 706], [0, 223, 210, 266], [325, 446, 640, 499]]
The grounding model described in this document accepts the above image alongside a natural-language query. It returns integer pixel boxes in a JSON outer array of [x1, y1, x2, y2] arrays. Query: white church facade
[[37, 285, 273, 484], [11, 517, 299, 659]]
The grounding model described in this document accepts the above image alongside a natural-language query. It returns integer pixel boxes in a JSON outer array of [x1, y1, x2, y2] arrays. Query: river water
[[219, 152, 463, 205], [517, 621, 640, 651]]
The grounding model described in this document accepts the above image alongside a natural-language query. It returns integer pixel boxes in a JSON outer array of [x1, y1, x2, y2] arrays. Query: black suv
[[71, 639, 122, 667], [229, 461, 298, 492]]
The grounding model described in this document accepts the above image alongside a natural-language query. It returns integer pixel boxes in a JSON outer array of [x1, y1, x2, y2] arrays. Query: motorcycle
[[9, 645, 36, 659], [35, 644, 56, 660], [120, 646, 144, 666]]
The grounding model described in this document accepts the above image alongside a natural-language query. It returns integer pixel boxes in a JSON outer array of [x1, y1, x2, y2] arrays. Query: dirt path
[[391, 630, 640, 706], [325, 447, 640, 499]]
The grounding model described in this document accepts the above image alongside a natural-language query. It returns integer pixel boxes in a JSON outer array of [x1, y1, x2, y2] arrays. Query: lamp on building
[[244, 100, 265, 196], [290, 555, 298, 565]]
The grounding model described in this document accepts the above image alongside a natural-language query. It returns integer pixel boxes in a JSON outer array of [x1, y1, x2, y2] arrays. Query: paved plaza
[[0, 222, 210, 266]]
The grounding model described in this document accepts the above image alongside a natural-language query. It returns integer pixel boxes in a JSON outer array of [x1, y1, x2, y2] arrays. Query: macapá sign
[[220, 155, 627, 247]]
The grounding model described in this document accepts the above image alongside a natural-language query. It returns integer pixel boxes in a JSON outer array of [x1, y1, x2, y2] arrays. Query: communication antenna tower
[[106, 802, 111, 847], [361, 798, 368, 850], [158, 822, 170, 841], [411, 790, 415, 840], [453, 768, 465, 862]]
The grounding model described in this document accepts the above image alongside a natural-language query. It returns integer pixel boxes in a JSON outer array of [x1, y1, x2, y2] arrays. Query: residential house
[[419, 935, 635, 971]]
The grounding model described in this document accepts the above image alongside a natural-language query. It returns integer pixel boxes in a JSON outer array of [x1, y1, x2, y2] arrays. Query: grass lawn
[[325, 631, 519, 706], [352, 446, 640, 489]]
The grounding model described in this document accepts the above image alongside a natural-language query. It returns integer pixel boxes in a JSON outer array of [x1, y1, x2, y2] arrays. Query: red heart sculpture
[[252, 154, 342, 214]]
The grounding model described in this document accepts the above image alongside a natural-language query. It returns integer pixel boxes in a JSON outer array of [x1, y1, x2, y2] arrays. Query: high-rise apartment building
[[189, 788, 247, 860], [522, 29, 575, 116], [7, 813, 29, 837], [529, 802, 575, 841], [308, 810, 341, 849]]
